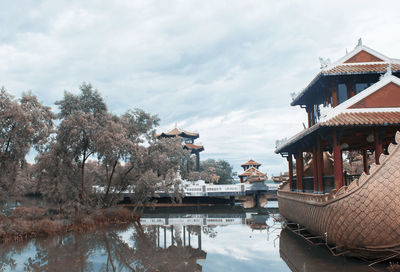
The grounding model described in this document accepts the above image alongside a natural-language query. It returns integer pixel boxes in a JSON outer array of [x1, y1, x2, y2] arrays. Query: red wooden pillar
[[287, 154, 293, 190], [362, 149, 369, 174], [310, 107, 315, 126], [296, 152, 303, 192], [326, 89, 330, 106], [347, 82, 355, 98], [374, 128, 383, 164], [312, 149, 318, 193], [332, 82, 338, 107], [317, 137, 324, 193], [333, 129, 343, 189], [307, 108, 312, 128]]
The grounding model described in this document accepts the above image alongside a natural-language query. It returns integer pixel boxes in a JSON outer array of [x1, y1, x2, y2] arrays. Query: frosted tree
[[55, 83, 107, 203], [0, 88, 54, 199]]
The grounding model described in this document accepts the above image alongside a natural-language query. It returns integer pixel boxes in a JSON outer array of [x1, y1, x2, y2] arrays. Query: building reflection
[[0, 206, 276, 272], [279, 227, 385, 272]]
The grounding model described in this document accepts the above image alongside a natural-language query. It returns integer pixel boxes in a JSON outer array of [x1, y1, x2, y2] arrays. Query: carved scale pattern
[[278, 132, 400, 249]]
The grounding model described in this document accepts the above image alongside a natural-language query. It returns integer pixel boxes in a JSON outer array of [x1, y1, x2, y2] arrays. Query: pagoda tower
[[238, 159, 267, 183], [155, 127, 204, 171]]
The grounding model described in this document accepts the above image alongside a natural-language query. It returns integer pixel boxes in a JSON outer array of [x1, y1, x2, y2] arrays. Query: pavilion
[[156, 127, 204, 171], [275, 40, 400, 193], [238, 159, 267, 183]]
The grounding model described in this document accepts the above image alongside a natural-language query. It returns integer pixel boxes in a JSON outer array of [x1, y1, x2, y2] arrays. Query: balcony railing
[[302, 177, 314, 193], [322, 175, 334, 193], [288, 173, 361, 194], [291, 177, 297, 191]]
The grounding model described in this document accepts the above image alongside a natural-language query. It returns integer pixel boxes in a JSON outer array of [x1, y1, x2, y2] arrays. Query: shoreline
[[0, 206, 140, 244]]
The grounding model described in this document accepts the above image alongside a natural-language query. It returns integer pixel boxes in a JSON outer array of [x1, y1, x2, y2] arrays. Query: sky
[[2, 0, 400, 175]]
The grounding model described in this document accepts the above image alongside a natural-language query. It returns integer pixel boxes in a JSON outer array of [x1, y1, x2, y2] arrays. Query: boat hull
[[278, 134, 400, 253]]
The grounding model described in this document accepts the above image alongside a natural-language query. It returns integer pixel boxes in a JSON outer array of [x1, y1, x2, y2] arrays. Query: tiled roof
[[184, 143, 204, 151], [155, 128, 199, 138], [238, 167, 265, 177], [321, 111, 400, 126], [241, 159, 261, 167], [323, 63, 400, 75], [291, 44, 400, 106], [275, 111, 400, 153]]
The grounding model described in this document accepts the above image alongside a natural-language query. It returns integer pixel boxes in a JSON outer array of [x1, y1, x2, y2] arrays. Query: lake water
[[0, 201, 389, 271]]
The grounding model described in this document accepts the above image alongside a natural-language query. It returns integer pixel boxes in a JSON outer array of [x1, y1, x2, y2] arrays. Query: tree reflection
[[100, 222, 206, 272], [23, 233, 97, 272], [0, 209, 276, 271], [0, 222, 207, 272]]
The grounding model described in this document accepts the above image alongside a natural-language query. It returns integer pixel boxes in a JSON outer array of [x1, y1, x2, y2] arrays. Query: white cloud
[[2, 0, 400, 174]]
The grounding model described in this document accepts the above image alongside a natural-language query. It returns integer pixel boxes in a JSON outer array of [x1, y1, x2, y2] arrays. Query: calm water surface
[[0, 201, 387, 271]]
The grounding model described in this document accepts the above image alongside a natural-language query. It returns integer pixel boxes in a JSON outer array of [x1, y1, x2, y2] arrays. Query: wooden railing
[[302, 177, 314, 193], [290, 175, 335, 193], [291, 177, 297, 191]]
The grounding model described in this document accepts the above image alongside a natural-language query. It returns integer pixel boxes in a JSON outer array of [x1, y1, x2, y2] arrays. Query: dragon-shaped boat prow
[[278, 131, 400, 255], [275, 44, 400, 258]]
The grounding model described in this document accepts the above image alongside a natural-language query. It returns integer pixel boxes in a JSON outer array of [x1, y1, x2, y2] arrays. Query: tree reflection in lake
[[0, 204, 390, 271]]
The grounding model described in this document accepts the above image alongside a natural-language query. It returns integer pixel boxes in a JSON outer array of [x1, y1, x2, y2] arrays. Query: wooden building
[[238, 159, 267, 183], [156, 127, 204, 171], [276, 41, 400, 193], [275, 41, 400, 254]]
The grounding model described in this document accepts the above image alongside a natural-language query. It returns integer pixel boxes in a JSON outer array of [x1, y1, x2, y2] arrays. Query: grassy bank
[[0, 206, 139, 243]]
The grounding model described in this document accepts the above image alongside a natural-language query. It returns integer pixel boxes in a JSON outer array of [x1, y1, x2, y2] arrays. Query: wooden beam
[[332, 81, 338, 107], [326, 88, 330, 106], [312, 149, 318, 193], [347, 81, 355, 98], [296, 152, 304, 192], [196, 152, 200, 171], [307, 108, 312, 128], [287, 154, 293, 190], [317, 136, 324, 193], [362, 149, 369, 174], [333, 129, 343, 189], [374, 128, 383, 164]]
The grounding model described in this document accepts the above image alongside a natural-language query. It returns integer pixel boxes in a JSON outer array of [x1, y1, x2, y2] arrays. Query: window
[[337, 84, 348, 104], [355, 83, 369, 94]]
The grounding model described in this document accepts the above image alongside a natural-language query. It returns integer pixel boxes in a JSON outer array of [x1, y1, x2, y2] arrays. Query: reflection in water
[[279, 228, 386, 272], [0, 204, 386, 271]]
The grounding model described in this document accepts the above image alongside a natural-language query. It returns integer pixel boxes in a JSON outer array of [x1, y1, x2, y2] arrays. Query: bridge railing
[[95, 181, 278, 197]]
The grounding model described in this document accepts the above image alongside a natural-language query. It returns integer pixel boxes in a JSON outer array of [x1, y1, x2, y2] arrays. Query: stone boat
[[278, 132, 400, 257], [275, 42, 400, 258]]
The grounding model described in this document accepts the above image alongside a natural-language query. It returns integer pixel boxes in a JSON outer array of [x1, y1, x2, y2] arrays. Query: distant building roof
[[184, 143, 204, 152], [155, 127, 199, 139], [238, 167, 265, 177], [240, 159, 261, 167]]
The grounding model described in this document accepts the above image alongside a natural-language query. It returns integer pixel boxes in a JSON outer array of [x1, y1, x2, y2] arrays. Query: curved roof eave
[[291, 72, 323, 106]]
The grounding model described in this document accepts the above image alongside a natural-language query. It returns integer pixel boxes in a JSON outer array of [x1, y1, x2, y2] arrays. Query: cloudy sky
[[2, 0, 400, 175]]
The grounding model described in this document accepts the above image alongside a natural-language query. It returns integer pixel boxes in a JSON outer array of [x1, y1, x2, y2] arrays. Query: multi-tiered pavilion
[[156, 127, 204, 171], [275, 40, 400, 193], [238, 159, 267, 183]]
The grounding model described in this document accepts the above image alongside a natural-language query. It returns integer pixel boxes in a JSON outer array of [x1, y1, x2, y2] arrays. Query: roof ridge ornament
[[319, 57, 331, 69], [357, 38, 362, 48], [380, 63, 392, 80]]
